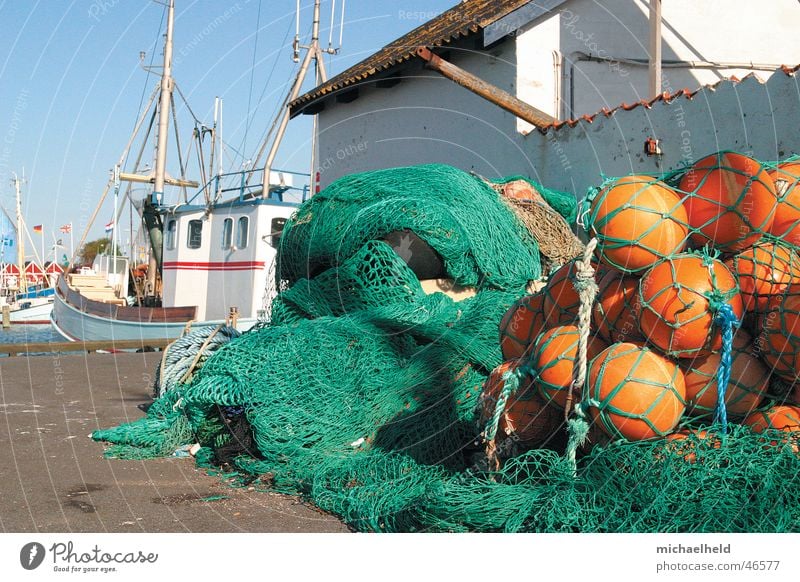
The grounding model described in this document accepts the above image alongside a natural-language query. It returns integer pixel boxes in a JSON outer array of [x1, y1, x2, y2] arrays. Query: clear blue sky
[[0, 0, 454, 254]]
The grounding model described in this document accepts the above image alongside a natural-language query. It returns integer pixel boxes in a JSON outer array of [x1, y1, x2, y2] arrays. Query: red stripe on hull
[[163, 261, 265, 271]]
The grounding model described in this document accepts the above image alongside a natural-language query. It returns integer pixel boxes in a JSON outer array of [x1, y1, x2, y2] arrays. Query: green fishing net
[[93, 162, 800, 533], [276, 164, 558, 289]]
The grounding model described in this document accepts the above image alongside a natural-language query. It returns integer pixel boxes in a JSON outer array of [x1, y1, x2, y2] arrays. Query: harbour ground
[[0, 351, 348, 532]]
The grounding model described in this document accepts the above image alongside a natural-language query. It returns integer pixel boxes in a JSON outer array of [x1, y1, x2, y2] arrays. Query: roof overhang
[[289, 0, 550, 118]]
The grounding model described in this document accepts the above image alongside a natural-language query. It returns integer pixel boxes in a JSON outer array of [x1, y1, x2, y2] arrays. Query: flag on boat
[[59, 223, 72, 233], [33, 224, 43, 234], [105, 221, 114, 234]]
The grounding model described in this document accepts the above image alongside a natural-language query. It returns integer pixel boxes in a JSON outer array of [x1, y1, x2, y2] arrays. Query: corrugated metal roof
[[289, 0, 532, 117]]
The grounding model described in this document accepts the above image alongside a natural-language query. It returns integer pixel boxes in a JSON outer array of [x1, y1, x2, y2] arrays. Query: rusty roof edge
[[289, 0, 532, 116], [538, 66, 799, 135]]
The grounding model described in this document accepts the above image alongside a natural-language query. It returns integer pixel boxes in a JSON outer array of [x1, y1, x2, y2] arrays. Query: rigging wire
[[247, 17, 313, 175], [123, 3, 167, 174], [238, 9, 297, 169], [240, 0, 263, 158]]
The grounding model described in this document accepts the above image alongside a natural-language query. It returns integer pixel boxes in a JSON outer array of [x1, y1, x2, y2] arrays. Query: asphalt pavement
[[0, 351, 348, 533]]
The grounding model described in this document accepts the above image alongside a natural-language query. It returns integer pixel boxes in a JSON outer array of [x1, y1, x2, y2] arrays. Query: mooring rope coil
[[153, 325, 241, 398]]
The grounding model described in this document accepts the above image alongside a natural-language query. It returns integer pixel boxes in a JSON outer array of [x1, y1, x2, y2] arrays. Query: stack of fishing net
[[92, 159, 800, 532], [490, 151, 800, 530]]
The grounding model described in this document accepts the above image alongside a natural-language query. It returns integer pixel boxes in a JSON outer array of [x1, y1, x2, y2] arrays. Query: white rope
[[571, 237, 599, 408], [565, 238, 599, 474]]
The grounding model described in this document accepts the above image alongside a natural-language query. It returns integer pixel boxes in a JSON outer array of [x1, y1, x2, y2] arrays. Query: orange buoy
[[678, 151, 777, 251], [679, 331, 768, 418], [502, 395, 563, 446], [743, 405, 800, 452], [663, 429, 721, 463], [638, 253, 743, 358], [499, 293, 546, 360], [587, 343, 686, 441], [542, 261, 581, 326], [589, 175, 688, 272], [593, 270, 645, 343], [768, 161, 800, 245], [743, 405, 800, 431], [531, 325, 608, 409], [479, 361, 560, 447], [757, 285, 800, 384], [726, 243, 800, 313]]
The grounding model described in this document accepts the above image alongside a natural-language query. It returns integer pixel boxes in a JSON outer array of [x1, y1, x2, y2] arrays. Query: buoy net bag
[[499, 293, 546, 360], [742, 405, 800, 453], [678, 151, 777, 252], [768, 161, 800, 245], [542, 260, 581, 326], [589, 175, 688, 273], [479, 361, 561, 449], [638, 253, 743, 358], [757, 284, 800, 384], [679, 331, 768, 418], [531, 324, 607, 409], [726, 242, 800, 313], [593, 270, 645, 343], [587, 342, 686, 441]]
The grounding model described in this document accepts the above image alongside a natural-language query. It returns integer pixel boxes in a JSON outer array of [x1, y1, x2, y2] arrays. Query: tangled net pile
[[93, 162, 800, 532]]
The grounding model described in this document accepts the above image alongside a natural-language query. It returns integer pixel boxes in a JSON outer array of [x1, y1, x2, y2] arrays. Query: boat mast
[[261, 0, 333, 197], [12, 173, 27, 294], [154, 0, 175, 206], [142, 0, 175, 300]]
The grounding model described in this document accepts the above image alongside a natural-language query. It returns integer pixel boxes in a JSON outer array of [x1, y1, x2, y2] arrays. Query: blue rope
[[713, 303, 740, 434]]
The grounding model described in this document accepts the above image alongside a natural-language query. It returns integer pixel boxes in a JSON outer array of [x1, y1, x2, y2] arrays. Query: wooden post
[[649, 0, 662, 98], [2, 305, 10, 329], [229, 306, 239, 329], [416, 47, 556, 129]]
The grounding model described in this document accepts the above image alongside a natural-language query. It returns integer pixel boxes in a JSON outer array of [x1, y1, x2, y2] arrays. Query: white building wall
[[314, 0, 800, 198], [527, 72, 800, 197], [514, 10, 561, 132], [514, 0, 800, 123], [316, 38, 521, 188]]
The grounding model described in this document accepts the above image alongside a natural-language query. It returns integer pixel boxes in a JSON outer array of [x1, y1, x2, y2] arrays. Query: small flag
[[104, 221, 114, 234], [33, 224, 43, 234], [59, 223, 72, 233]]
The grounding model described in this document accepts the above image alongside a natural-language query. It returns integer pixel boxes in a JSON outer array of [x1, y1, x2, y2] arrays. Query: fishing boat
[[51, 0, 337, 342], [1, 174, 56, 324]]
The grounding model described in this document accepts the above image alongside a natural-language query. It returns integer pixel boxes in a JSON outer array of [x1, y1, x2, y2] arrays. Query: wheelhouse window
[[165, 219, 177, 250], [187, 219, 203, 249], [222, 218, 233, 249], [236, 216, 249, 249], [271, 217, 286, 249]]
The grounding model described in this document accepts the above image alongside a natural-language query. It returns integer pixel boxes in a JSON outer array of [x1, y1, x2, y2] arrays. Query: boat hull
[[9, 299, 53, 323], [51, 290, 255, 341]]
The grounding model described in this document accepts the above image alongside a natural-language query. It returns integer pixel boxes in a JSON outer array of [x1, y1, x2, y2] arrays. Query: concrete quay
[[0, 352, 348, 533]]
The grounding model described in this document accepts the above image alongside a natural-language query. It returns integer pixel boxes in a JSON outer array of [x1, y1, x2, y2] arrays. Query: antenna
[[339, 0, 346, 50], [293, 0, 300, 62], [327, 0, 335, 53], [253, 0, 346, 195]]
